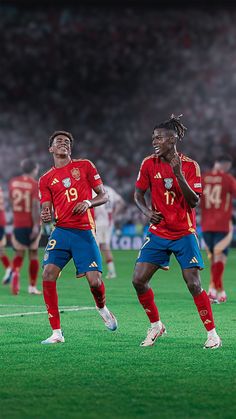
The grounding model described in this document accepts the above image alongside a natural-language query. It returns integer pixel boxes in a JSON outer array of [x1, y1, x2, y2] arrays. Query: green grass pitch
[[0, 248, 236, 419]]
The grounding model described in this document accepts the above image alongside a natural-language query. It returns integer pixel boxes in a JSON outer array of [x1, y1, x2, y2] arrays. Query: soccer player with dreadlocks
[[133, 115, 221, 349]]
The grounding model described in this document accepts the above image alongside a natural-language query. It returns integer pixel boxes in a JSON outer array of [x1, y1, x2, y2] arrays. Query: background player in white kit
[[94, 185, 125, 279]]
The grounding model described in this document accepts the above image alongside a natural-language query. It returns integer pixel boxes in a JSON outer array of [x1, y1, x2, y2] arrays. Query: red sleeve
[[185, 161, 202, 195], [38, 176, 52, 204], [86, 160, 103, 189], [135, 159, 149, 191]]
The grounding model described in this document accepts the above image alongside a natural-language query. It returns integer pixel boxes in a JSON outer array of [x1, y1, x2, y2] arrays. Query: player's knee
[[132, 274, 147, 293], [184, 268, 201, 296], [42, 268, 57, 282], [188, 281, 201, 296], [213, 249, 224, 260], [187, 276, 201, 296], [87, 271, 102, 288], [30, 250, 38, 258]]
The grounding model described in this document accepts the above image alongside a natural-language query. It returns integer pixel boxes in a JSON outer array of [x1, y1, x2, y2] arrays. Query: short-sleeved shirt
[[201, 170, 236, 232], [0, 186, 6, 227], [9, 175, 39, 228], [39, 159, 103, 230], [136, 153, 202, 240]]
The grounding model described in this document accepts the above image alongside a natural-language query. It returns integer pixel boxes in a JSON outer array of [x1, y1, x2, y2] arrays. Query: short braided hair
[[153, 114, 187, 140]]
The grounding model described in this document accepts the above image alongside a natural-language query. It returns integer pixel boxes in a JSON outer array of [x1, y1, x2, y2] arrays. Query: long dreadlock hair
[[153, 114, 187, 140]]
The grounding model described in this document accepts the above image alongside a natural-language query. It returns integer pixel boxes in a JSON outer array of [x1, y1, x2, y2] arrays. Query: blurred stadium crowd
[[1, 4, 236, 227]]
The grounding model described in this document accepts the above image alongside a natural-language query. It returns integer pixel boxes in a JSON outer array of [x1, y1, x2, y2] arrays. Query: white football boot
[[28, 285, 42, 295], [2, 267, 13, 285], [41, 330, 65, 344], [204, 334, 222, 349], [96, 306, 118, 331], [105, 272, 117, 279], [140, 322, 166, 347]]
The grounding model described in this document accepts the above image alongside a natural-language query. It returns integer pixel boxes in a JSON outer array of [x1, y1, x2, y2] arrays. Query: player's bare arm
[[167, 153, 199, 208], [72, 184, 108, 215], [30, 199, 41, 239], [41, 201, 52, 223], [134, 187, 164, 224]]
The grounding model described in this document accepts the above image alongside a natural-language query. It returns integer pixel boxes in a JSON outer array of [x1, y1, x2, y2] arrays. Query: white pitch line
[[0, 304, 93, 309], [0, 306, 95, 318]]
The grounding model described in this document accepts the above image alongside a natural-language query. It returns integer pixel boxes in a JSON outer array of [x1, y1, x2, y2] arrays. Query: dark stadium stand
[[0, 3, 236, 226]]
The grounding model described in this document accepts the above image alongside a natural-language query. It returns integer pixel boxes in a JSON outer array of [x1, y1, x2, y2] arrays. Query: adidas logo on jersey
[[89, 261, 98, 268], [189, 257, 198, 264], [51, 178, 59, 186], [154, 172, 162, 179]]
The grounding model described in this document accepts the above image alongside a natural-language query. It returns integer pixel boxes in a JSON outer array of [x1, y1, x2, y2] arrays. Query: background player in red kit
[[39, 130, 117, 344], [9, 159, 41, 295], [201, 155, 236, 303], [0, 184, 12, 284], [133, 115, 221, 349]]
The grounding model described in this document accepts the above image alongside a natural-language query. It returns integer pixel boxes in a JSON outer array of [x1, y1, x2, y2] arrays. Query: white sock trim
[[151, 320, 162, 329], [53, 329, 62, 335]]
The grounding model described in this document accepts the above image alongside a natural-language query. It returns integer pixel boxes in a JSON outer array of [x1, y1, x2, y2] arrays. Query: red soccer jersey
[[200, 170, 236, 232], [136, 153, 202, 240], [9, 175, 39, 228], [39, 159, 103, 230], [0, 186, 6, 227]]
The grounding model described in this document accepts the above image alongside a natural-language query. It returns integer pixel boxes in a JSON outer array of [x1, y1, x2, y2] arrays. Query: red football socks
[[0, 255, 11, 269], [138, 288, 160, 323], [12, 255, 23, 271], [43, 281, 60, 330], [29, 259, 39, 286], [211, 261, 224, 290], [11, 271, 20, 295], [11, 256, 24, 294], [90, 281, 106, 308], [193, 290, 215, 331]]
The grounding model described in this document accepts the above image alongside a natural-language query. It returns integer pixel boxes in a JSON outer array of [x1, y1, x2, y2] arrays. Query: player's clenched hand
[[41, 207, 52, 223], [72, 201, 90, 215], [147, 210, 164, 224]]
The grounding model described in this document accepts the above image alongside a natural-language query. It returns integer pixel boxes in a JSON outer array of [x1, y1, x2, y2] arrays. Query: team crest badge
[[164, 178, 173, 189], [62, 177, 71, 188], [71, 167, 80, 180]]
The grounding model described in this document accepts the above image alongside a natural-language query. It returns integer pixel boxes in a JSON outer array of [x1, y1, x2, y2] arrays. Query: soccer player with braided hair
[[133, 114, 221, 349]]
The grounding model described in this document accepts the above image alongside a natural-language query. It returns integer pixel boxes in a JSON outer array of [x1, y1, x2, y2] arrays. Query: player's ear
[[49, 146, 53, 153], [170, 136, 178, 145]]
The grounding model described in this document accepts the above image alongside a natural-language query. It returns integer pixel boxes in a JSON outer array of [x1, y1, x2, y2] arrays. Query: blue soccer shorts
[[136, 232, 204, 270], [202, 231, 232, 256], [43, 227, 102, 277]]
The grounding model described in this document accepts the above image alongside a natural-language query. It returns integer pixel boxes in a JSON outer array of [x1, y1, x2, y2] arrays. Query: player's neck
[[161, 148, 178, 163], [53, 156, 72, 168]]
